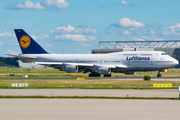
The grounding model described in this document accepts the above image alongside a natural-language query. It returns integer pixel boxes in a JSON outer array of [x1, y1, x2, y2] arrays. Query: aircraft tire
[[157, 74, 161, 77], [104, 74, 111, 77], [89, 73, 100, 77]]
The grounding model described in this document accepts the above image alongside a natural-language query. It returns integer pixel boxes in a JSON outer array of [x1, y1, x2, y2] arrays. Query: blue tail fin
[[14, 29, 48, 54]]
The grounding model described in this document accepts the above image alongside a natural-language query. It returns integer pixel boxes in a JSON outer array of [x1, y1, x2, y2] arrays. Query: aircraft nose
[[174, 59, 179, 65]]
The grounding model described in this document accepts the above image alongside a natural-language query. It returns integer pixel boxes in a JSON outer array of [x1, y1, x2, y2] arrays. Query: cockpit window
[[162, 53, 168, 55]]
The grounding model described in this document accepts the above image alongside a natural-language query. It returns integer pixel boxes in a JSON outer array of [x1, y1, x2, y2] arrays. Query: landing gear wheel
[[157, 71, 162, 77], [157, 74, 161, 77], [104, 74, 111, 77], [88, 73, 100, 77]]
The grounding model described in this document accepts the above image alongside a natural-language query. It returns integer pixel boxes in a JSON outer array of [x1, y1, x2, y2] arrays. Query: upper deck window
[[140, 54, 152, 56], [162, 53, 168, 55]]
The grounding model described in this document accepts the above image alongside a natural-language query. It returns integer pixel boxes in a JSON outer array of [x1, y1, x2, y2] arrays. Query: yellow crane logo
[[20, 35, 31, 48]]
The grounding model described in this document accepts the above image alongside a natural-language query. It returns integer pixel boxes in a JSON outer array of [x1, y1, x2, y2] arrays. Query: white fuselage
[[21, 51, 178, 73]]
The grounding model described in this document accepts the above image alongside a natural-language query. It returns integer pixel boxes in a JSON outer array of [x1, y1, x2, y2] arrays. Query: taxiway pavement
[[0, 76, 180, 81], [0, 89, 179, 98], [0, 99, 180, 120]]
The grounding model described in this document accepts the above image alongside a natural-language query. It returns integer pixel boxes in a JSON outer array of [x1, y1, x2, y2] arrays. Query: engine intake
[[97, 67, 111, 75], [65, 65, 78, 73]]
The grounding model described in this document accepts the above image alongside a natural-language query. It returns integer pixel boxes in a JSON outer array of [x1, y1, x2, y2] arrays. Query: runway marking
[[1, 106, 180, 108]]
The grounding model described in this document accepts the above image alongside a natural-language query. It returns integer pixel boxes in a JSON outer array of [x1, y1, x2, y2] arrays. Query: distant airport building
[[92, 40, 180, 68], [17, 60, 45, 68]]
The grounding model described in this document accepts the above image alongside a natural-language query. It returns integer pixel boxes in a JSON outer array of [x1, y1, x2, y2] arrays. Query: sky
[[1, 0, 180, 56]]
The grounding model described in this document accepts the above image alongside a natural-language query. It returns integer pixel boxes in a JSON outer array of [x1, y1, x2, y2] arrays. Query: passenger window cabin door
[[150, 59, 154, 65], [99, 59, 103, 65], [127, 60, 131, 65]]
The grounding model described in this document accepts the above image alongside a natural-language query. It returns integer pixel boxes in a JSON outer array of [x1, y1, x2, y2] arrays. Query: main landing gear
[[104, 74, 111, 77], [157, 71, 161, 77], [88, 73, 112, 77], [88, 73, 100, 77]]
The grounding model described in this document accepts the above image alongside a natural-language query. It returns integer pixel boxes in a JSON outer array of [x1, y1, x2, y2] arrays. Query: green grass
[[0, 67, 179, 77], [0, 79, 179, 89], [0, 67, 179, 89], [0, 95, 178, 100]]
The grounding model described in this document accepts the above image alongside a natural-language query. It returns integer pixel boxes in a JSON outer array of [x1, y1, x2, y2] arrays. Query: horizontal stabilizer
[[5, 54, 38, 60]]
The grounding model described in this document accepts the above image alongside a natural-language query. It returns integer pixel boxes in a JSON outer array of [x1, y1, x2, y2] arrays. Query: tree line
[[0, 57, 19, 67]]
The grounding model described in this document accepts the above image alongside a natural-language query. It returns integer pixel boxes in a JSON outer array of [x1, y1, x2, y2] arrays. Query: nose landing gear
[[157, 71, 161, 77]]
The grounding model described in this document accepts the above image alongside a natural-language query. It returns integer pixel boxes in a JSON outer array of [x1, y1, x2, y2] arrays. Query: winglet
[[14, 29, 48, 54]]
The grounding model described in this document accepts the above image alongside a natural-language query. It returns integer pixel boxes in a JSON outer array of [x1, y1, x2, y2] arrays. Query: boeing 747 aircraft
[[6, 29, 179, 77]]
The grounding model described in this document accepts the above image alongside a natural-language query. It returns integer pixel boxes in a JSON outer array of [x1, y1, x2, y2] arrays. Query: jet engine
[[97, 67, 111, 75], [65, 65, 78, 73], [124, 71, 136, 75]]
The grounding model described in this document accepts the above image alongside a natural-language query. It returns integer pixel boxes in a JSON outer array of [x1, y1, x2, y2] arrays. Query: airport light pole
[[62, 49, 65, 54]]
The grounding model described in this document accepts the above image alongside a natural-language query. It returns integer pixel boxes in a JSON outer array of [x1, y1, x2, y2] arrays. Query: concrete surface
[[0, 76, 180, 81], [0, 89, 179, 98], [0, 99, 180, 120]]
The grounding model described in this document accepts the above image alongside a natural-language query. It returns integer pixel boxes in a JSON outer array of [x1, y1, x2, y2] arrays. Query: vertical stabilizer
[[14, 29, 48, 54]]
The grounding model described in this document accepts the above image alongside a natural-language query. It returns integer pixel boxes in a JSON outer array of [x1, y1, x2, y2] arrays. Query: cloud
[[0, 30, 11, 37], [0, 41, 2, 45], [8, 0, 44, 10], [88, 36, 96, 40], [31, 35, 37, 40], [30, 33, 49, 41], [150, 30, 156, 35], [51, 25, 75, 33], [42, 0, 71, 9], [50, 25, 97, 42], [121, 0, 135, 7], [110, 19, 180, 41], [79, 43, 92, 47], [133, 37, 145, 41], [55, 34, 97, 42], [162, 23, 180, 36], [118, 18, 145, 28], [42, 33, 49, 38], [83, 28, 98, 34], [8, 0, 71, 10], [50, 25, 98, 34], [44, 43, 53, 47], [135, 23, 180, 40], [55, 34, 88, 42], [6, 50, 20, 55], [110, 18, 146, 36], [31, 35, 43, 40], [122, 30, 131, 35]]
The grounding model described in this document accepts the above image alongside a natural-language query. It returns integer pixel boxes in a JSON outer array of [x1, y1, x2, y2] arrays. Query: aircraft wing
[[35, 62, 94, 72], [35, 62, 94, 67], [116, 64, 128, 68], [35, 62, 128, 68], [96, 64, 128, 69], [35, 62, 129, 73]]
